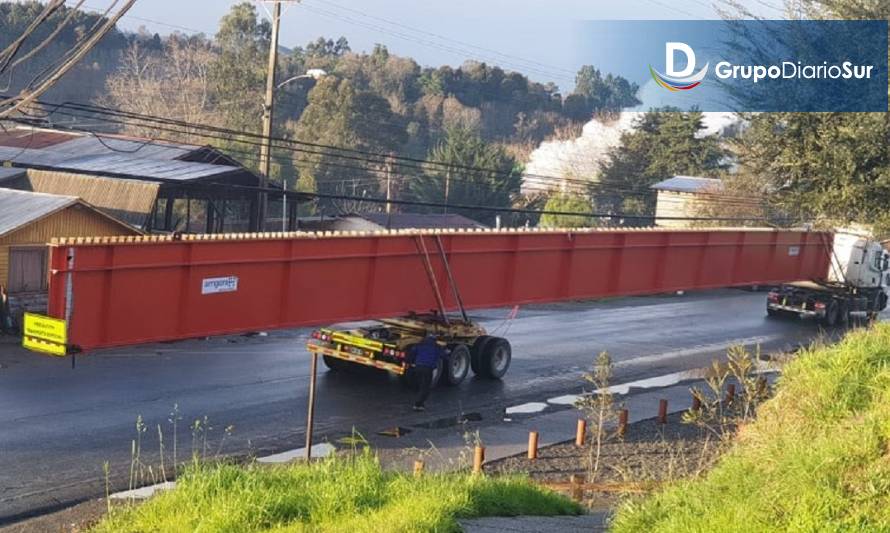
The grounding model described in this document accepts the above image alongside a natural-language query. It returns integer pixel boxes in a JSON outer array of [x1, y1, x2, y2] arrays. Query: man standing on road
[[409, 334, 444, 411]]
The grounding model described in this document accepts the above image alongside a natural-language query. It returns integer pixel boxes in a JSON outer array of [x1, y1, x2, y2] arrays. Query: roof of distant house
[[0, 188, 79, 237], [0, 188, 137, 238], [0, 127, 251, 183], [651, 176, 723, 194]]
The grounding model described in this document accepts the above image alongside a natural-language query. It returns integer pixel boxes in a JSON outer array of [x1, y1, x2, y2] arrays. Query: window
[[7, 246, 48, 293]]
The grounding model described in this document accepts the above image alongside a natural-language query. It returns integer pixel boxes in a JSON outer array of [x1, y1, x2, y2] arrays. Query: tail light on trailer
[[768, 292, 779, 302], [814, 302, 826, 310], [382, 347, 406, 358], [310, 331, 331, 341]]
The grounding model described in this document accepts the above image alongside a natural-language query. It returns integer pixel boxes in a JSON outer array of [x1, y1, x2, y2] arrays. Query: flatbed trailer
[[306, 313, 512, 386]]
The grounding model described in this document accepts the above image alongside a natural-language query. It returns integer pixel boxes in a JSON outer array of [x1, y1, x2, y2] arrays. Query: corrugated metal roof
[[651, 176, 723, 193], [0, 146, 242, 182], [24, 169, 161, 228], [54, 153, 243, 182], [48, 136, 197, 161], [0, 129, 77, 149], [0, 145, 73, 167], [355, 213, 487, 229], [0, 188, 77, 237]]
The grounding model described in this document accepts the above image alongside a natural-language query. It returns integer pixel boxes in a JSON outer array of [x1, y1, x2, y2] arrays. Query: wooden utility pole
[[385, 154, 394, 214], [258, 1, 284, 230]]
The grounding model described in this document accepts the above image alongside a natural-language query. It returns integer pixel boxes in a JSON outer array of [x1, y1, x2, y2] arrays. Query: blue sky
[[99, 0, 783, 91]]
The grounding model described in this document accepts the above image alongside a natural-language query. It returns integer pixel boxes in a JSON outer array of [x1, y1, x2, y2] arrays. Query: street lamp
[[273, 69, 326, 231]]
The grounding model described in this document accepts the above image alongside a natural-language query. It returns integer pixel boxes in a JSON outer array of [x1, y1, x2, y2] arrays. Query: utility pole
[[258, 1, 286, 231], [385, 154, 394, 214]]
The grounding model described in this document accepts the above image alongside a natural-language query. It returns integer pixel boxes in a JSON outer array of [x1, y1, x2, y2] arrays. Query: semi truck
[[767, 232, 890, 326]]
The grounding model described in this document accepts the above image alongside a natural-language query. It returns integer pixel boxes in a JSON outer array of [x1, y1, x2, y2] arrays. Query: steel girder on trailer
[[47, 227, 831, 351]]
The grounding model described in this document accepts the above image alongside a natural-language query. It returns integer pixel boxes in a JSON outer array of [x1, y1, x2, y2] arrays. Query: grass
[[612, 323, 890, 532], [93, 450, 581, 532]]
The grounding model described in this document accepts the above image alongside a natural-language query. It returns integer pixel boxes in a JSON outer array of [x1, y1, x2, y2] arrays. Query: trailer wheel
[[442, 344, 471, 386], [479, 337, 511, 379], [766, 307, 780, 318], [470, 335, 493, 375]]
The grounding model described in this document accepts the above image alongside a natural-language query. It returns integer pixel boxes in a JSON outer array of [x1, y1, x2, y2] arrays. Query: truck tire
[[442, 344, 471, 386], [766, 307, 781, 318], [479, 337, 511, 379], [470, 335, 494, 375]]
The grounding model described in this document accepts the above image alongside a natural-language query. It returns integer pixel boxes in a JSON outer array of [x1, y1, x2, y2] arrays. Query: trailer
[[767, 232, 889, 325], [306, 313, 511, 386]]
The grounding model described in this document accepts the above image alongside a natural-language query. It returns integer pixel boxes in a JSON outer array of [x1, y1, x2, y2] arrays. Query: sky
[[87, 0, 783, 92]]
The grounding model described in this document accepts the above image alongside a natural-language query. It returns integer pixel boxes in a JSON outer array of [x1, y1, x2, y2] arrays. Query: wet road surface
[[0, 289, 844, 523]]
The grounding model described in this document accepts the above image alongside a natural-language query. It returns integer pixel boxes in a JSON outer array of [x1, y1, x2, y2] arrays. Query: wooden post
[[305, 352, 319, 462], [575, 419, 586, 447], [725, 383, 736, 404], [658, 399, 668, 424], [527, 431, 539, 460], [473, 446, 485, 474], [691, 395, 701, 411], [569, 474, 583, 502], [413, 460, 424, 477], [618, 408, 628, 438]]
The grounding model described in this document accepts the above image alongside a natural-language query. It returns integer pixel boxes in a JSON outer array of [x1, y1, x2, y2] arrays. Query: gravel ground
[[485, 412, 735, 512]]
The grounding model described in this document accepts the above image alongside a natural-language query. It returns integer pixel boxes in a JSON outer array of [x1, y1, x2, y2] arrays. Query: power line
[[21, 102, 768, 210], [306, 0, 578, 78], [10, 98, 770, 213]]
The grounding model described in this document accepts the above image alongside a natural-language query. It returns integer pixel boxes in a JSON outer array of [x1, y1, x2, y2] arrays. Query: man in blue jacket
[[409, 334, 444, 411]]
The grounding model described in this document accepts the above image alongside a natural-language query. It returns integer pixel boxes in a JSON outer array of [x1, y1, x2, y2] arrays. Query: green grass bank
[[93, 450, 580, 532], [613, 323, 890, 532]]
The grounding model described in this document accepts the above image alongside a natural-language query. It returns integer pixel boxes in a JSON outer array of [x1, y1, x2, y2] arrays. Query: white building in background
[[651, 176, 724, 228]]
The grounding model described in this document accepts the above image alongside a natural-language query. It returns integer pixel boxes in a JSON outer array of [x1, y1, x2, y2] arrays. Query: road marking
[[505, 402, 548, 415], [613, 334, 783, 369], [547, 364, 781, 406], [256, 442, 336, 463]]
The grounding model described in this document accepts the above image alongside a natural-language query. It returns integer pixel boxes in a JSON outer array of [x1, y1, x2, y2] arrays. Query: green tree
[[724, 0, 890, 232], [735, 112, 890, 231], [596, 110, 726, 223], [539, 193, 595, 228], [565, 66, 640, 121], [408, 126, 520, 225], [210, 2, 269, 134], [292, 76, 406, 212]]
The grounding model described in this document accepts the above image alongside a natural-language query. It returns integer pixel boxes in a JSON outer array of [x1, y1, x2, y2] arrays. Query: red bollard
[[658, 399, 668, 424], [691, 395, 702, 411], [575, 419, 587, 447], [726, 384, 736, 404]]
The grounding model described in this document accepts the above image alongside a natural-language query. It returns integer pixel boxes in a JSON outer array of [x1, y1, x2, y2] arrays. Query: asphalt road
[[0, 289, 845, 523]]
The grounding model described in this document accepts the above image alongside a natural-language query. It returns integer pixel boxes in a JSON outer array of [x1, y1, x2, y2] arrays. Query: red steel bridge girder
[[47, 228, 831, 351]]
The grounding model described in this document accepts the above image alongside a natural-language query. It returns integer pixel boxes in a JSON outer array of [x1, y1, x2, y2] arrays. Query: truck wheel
[[823, 301, 840, 327], [479, 337, 511, 379], [442, 344, 471, 386], [470, 335, 493, 375], [766, 307, 780, 318]]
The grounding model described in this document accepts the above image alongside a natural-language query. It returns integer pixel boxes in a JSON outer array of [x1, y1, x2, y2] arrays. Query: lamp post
[[272, 70, 326, 231]]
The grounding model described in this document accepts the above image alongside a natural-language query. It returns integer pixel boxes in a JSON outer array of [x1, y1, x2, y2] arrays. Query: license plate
[[349, 346, 364, 356]]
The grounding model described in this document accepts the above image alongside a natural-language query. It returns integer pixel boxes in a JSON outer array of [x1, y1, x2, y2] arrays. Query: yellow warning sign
[[22, 313, 67, 357]]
